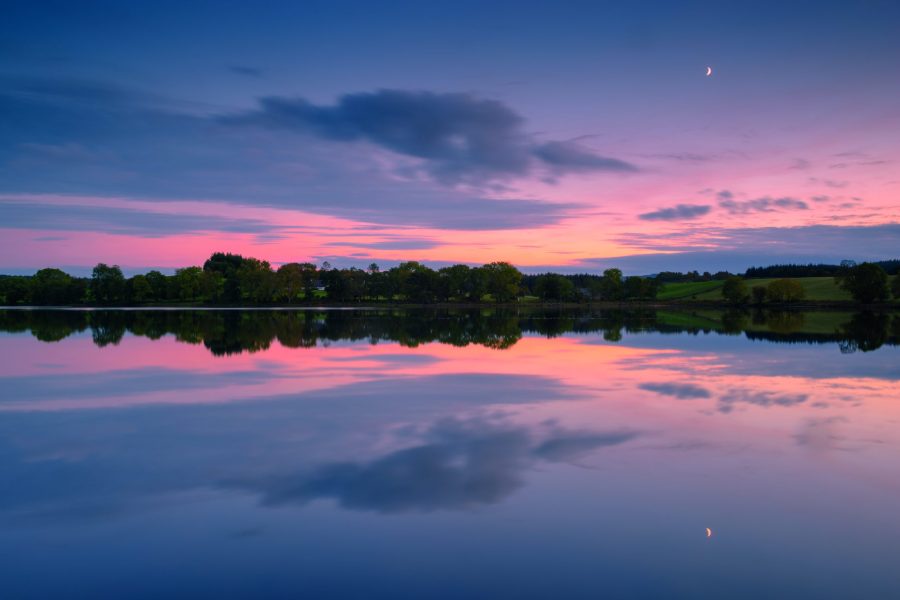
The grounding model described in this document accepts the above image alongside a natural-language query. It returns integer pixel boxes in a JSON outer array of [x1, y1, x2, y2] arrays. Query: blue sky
[[1, 0, 899, 273]]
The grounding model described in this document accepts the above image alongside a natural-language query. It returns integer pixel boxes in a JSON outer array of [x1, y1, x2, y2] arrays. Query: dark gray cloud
[[533, 141, 637, 173], [639, 382, 711, 399], [638, 203, 711, 221], [718, 196, 809, 214], [0, 78, 585, 231], [223, 89, 637, 184]]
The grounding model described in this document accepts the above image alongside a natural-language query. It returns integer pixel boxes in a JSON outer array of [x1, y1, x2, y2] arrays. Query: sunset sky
[[2, 0, 899, 275]]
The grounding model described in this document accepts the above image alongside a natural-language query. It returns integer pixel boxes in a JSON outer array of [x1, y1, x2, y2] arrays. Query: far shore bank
[[3, 300, 898, 311]]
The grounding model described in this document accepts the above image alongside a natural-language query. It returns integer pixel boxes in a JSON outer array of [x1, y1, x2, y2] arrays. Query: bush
[[836, 263, 889, 303], [766, 279, 805, 303], [721, 276, 749, 304], [751, 286, 767, 304]]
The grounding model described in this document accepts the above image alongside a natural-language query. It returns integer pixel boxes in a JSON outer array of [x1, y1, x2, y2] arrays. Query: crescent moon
[[706, 527, 713, 537], [706, 66, 712, 77]]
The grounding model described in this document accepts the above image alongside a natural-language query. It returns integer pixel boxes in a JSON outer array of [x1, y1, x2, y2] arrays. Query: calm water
[[1, 308, 898, 599]]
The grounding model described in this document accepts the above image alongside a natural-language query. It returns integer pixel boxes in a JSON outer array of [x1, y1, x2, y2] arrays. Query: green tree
[[275, 263, 306, 303], [596, 268, 623, 301], [291, 263, 318, 300], [129, 274, 153, 303], [481, 262, 522, 303], [835, 263, 889, 303], [534, 274, 575, 302], [766, 278, 805, 303], [203, 252, 245, 301], [145, 270, 169, 301], [389, 262, 438, 303], [623, 276, 657, 300], [891, 275, 900, 300], [438, 264, 483, 301], [200, 270, 224, 302], [0, 276, 31, 305], [324, 268, 368, 302], [90, 263, 126, 305], [31, 268, 79, 305], [174, 266, 204, 302], [236, 258, 275, 303], [721, 276, 749, 305]]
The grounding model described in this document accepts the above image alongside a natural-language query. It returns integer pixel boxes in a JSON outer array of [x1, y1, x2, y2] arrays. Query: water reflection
[[2, 307, 899, 354], [1, 308, 899, 598], [236, 417, 638, 513]]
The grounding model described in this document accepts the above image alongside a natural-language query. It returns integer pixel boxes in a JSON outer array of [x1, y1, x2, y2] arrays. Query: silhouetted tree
[[596, 268, 624, 301], [31, 268, 81, 305], [534, 274, 576, 302], [145, 270, 169, 301], [623, 276, 658, 300], [721, 276, 748, 305], [129, 274, 153, 303], [203, 252, 245, 302], [835, 263, 889, 303], [174, 267, 204, 302], [90, 263, 126, 305]]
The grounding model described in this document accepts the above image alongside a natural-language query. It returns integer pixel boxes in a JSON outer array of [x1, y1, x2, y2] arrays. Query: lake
[[1, 308, 898, 599]]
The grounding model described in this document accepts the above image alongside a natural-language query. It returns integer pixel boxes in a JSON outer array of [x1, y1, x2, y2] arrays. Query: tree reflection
[[0, 308, 897, 355]]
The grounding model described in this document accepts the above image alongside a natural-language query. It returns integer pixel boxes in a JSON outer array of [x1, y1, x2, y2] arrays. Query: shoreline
[[2, 300, 898, 311]]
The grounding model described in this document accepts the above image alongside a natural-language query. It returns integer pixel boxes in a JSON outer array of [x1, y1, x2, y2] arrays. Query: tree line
[[1, 253, 897, 306], [0, 252, 659, 306], [744, 259, 900, 279], [720, 262, 900, 305]]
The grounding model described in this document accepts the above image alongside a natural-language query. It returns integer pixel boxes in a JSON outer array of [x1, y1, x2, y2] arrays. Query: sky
[[1, 0, 899, 275]]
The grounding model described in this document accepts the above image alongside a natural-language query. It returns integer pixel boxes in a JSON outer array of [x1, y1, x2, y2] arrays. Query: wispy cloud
[[639, 382, 711, 399], [639, 204, 711, 221], [718, 196, 808, 214]]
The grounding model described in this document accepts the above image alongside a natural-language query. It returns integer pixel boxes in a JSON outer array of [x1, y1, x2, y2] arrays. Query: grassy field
[[658, 276, 875, 302], [656, 280, 725, 300]]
